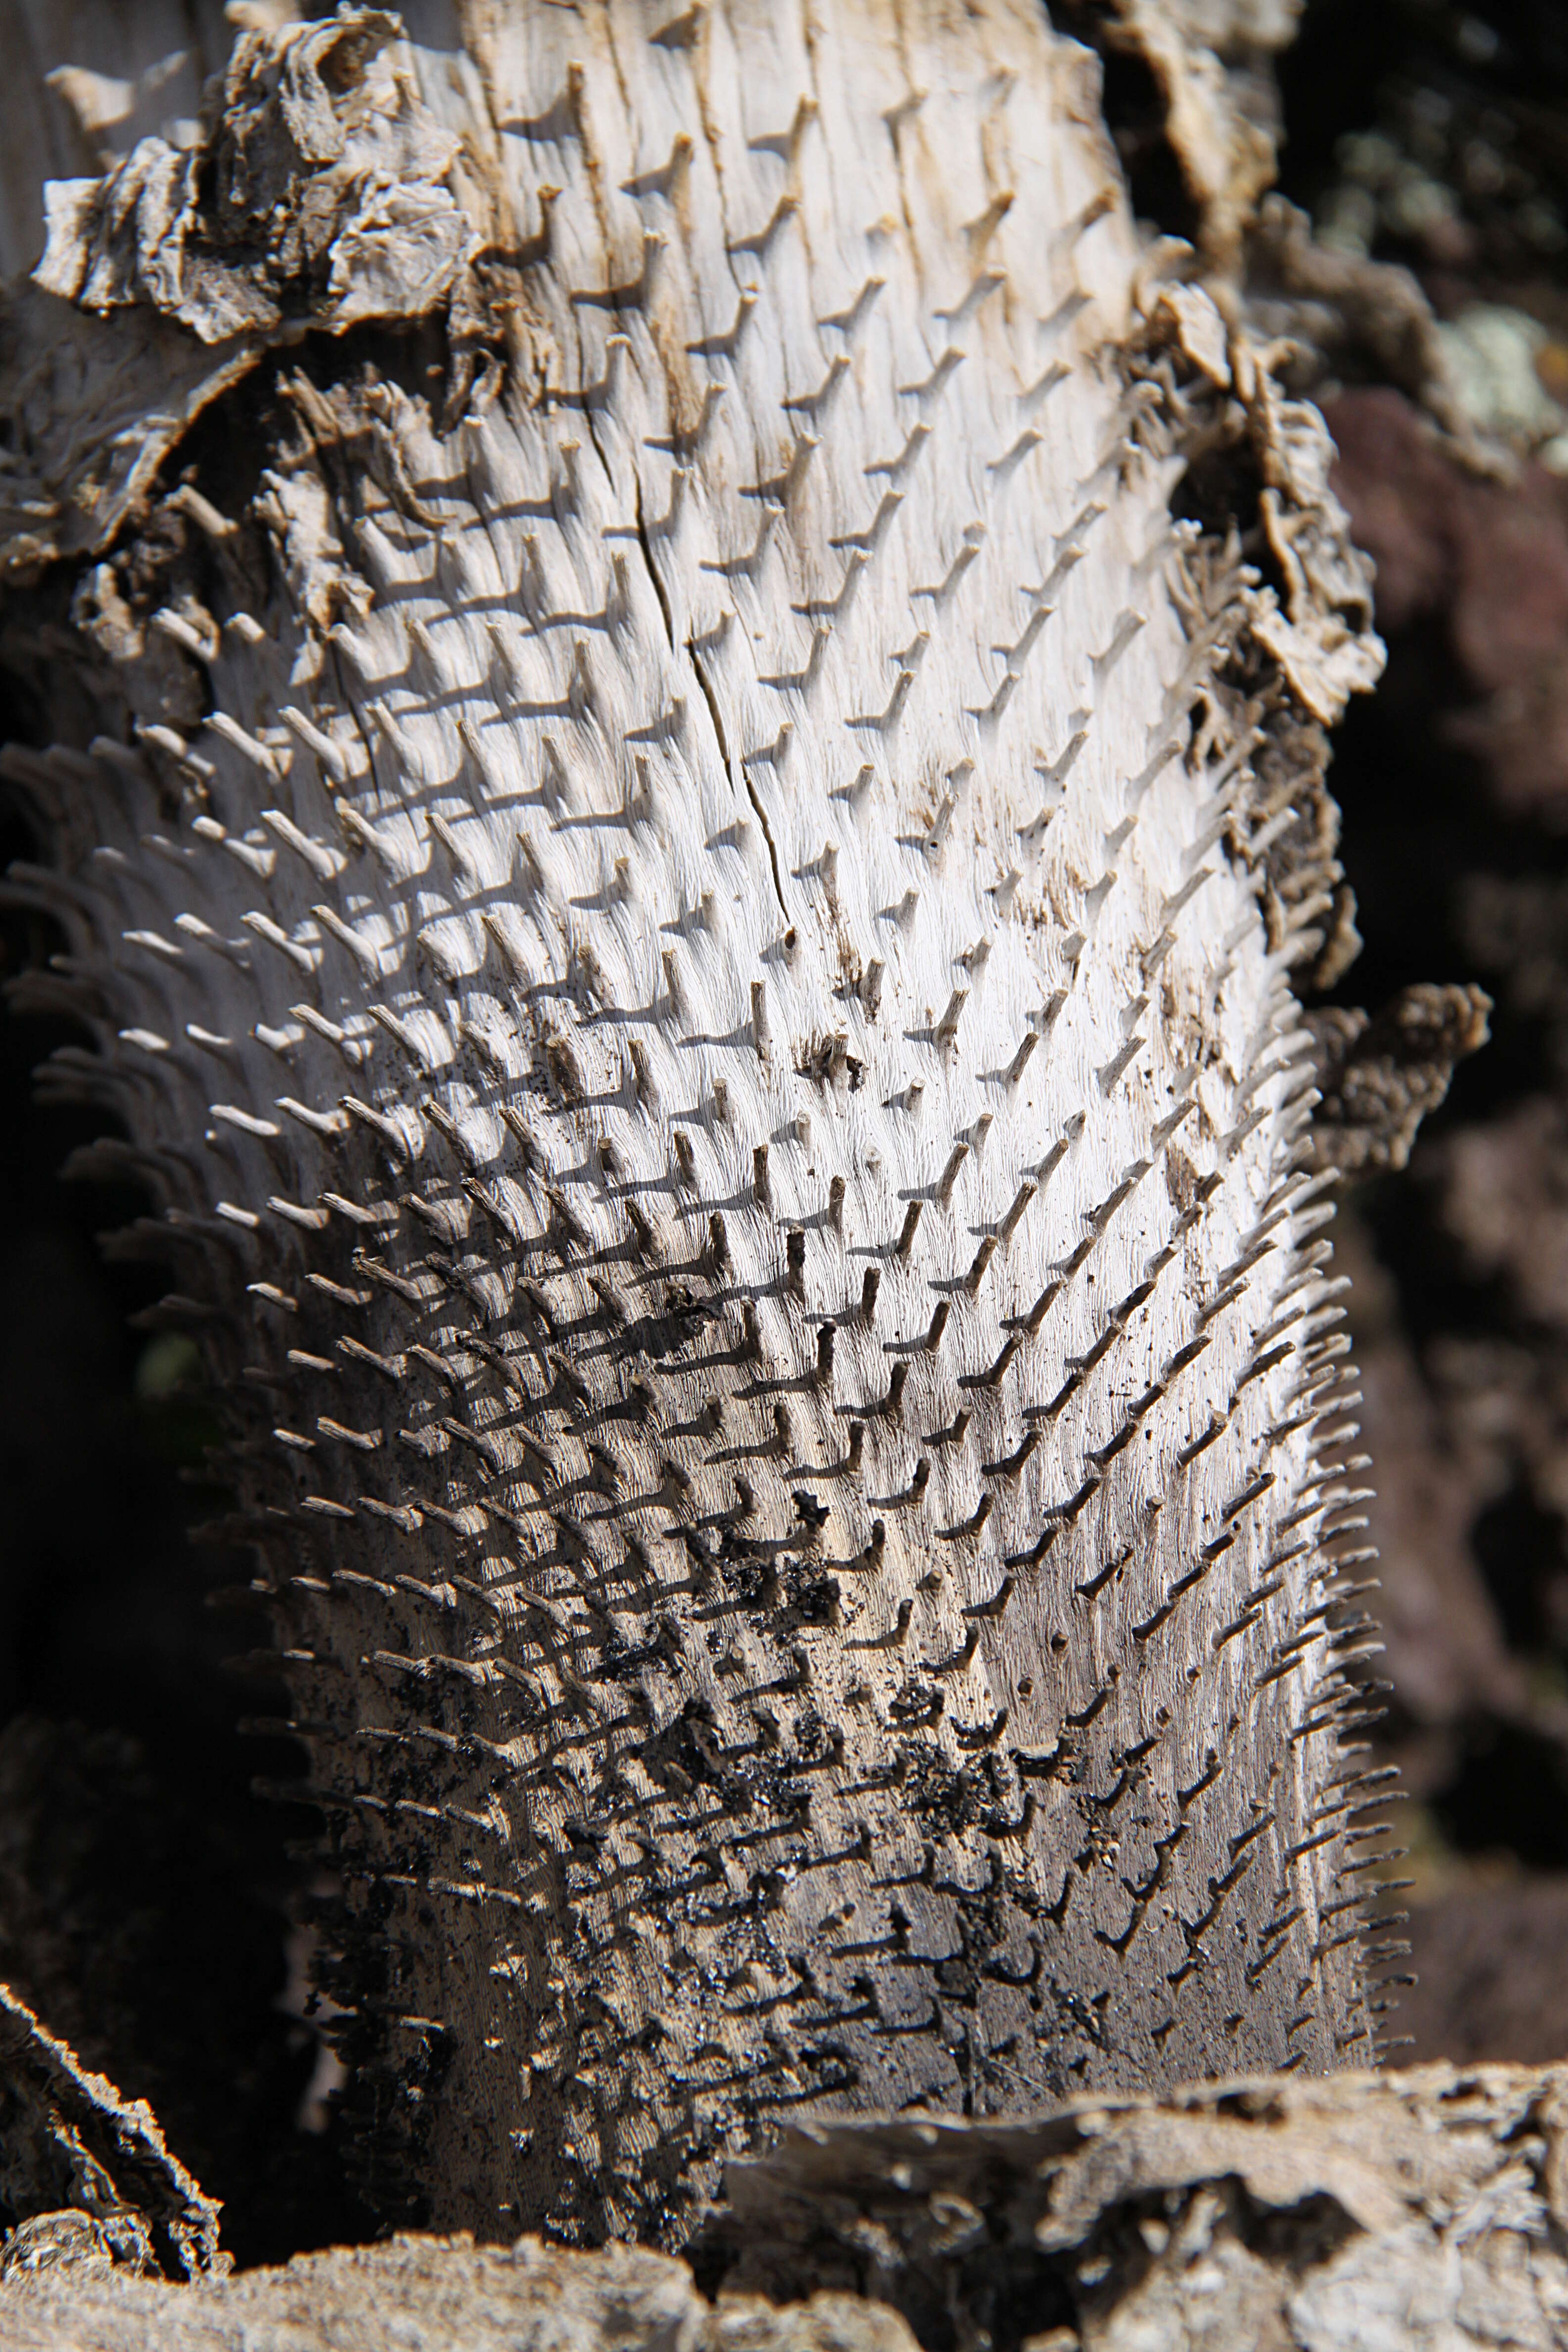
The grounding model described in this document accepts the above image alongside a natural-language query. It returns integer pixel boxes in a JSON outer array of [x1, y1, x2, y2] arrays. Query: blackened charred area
[[692, 2150, 1357, 2352], [899, 1741, 992, 1841], [306, 1868, 444, 2234]]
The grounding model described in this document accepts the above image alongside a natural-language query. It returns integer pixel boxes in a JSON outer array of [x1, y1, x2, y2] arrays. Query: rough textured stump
[[0, 0, 1414, 2250]]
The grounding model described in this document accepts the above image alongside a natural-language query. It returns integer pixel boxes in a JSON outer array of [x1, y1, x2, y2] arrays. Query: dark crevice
[[1046, 1, 1204, 245], [630, 471, 677, 656], [1431, 1720, 1568, 1869], [688, 637, 788, 922]]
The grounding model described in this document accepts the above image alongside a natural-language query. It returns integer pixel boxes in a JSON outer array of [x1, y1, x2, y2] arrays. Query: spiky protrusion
[[1, 0, 1397, 2248]]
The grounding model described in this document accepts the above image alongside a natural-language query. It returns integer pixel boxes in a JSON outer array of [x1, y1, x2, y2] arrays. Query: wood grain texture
[[0, 0, 1391, 2246]]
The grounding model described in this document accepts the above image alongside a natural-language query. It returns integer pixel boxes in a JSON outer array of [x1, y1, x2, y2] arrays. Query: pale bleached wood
[[0, 0, 1390, 2246]]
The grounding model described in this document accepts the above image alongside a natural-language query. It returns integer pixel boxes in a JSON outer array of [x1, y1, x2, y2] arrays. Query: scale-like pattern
[[3, 0, 1399, 2247]]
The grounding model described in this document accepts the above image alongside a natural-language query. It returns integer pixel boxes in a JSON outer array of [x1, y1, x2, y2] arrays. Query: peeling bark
[[1301, 985, 1493, 1181]]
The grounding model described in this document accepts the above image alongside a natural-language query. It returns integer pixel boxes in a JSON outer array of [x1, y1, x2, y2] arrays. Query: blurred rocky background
[[1273, 0, 1568, 2065], [3, 0, 1568, 2271]]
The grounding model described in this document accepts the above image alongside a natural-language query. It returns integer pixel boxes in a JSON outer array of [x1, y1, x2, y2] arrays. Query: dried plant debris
[[1136, 282, 1378, 990], [1298, 985, 1492, 1181], [0, 1987, 223, 2283], [5, 2066, 1568, 2350], [0, 0, 1459, 2252], [0, 1709, 372, 2268]]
